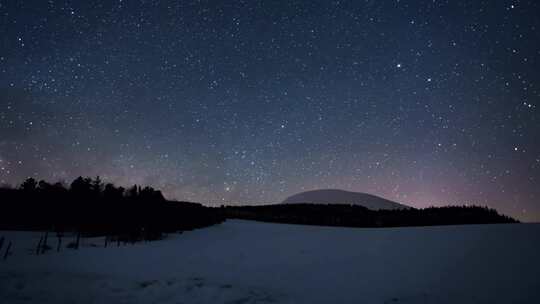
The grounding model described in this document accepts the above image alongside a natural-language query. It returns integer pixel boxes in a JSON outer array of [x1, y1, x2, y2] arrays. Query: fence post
[[57, 232, 62, 252], [41, 231, 49, 254], [75, 231, 81, 250], [36, 236, 43, 255], [3, 241, 12, 260]]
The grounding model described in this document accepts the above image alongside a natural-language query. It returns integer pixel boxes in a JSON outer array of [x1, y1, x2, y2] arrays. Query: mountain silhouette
[[282, 189, 410, 210]]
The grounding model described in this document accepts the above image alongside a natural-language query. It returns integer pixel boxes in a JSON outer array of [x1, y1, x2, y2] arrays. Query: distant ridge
[[282, 189, 410, 210]]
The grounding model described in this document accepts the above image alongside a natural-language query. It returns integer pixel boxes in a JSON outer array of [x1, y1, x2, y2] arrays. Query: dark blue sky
[[1, 0, 539, 221]]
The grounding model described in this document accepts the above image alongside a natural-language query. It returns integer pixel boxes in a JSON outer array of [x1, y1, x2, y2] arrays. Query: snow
[[1, 220, 539, 303]]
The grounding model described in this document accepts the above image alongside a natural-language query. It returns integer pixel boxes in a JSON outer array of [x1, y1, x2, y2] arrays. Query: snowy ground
[[1, 220, 539, 304]]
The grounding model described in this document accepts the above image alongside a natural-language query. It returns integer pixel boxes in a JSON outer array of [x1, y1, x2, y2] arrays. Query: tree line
[[1, 177, 519, 239], [0, 177, 224, 241], [223, 203, 518, 228]]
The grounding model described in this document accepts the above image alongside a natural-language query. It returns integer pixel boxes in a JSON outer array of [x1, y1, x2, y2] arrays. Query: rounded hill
[[282, 189, 410, 210]]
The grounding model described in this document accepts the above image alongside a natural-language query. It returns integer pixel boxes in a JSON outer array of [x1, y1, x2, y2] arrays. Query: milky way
[[1, 1, 539, 221]]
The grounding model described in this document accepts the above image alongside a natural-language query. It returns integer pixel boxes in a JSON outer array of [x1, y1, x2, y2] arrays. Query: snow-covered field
[[1, 220, 539, 304]]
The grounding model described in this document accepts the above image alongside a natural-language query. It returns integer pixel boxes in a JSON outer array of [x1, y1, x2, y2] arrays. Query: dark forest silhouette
[[0, 177, 224, 243], [1, 177, 518, 244], [224, 203, 518, 227]]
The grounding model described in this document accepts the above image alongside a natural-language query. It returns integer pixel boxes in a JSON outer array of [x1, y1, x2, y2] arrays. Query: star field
[[1, 1, 539, 221]]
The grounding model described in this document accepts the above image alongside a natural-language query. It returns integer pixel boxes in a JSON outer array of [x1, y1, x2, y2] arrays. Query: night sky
[[1, 1, 539, 221]]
